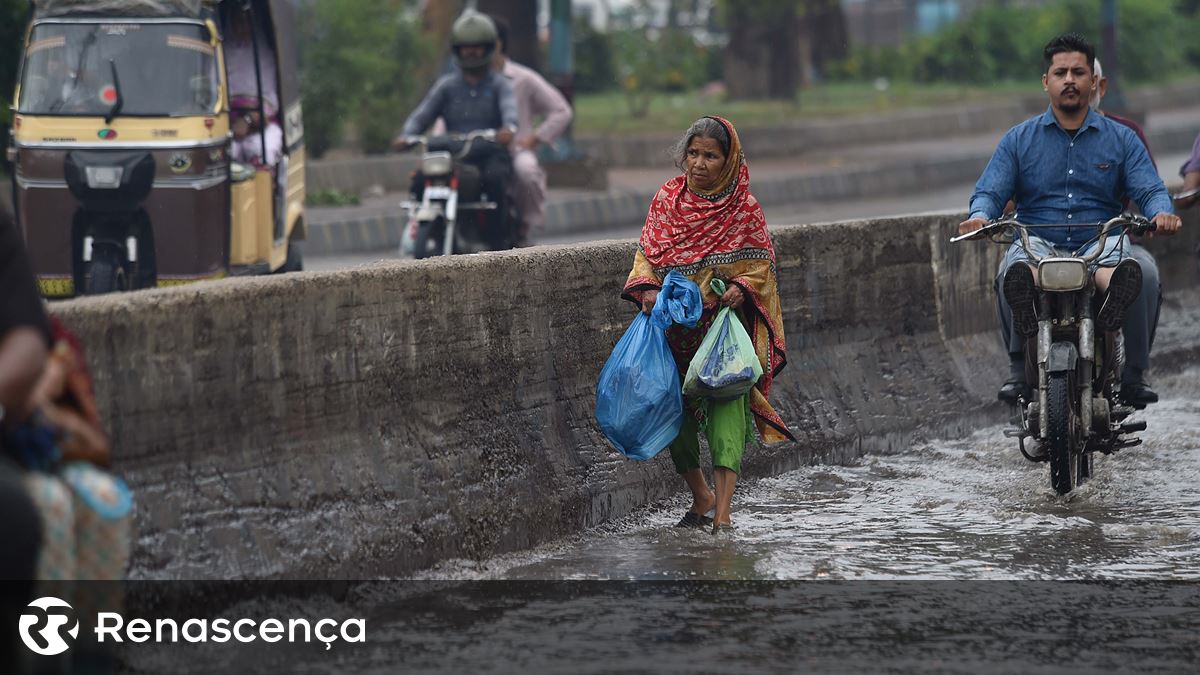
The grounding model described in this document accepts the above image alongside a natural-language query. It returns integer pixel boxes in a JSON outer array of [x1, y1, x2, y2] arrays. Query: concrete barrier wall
[[50, 212, 1200, 579]]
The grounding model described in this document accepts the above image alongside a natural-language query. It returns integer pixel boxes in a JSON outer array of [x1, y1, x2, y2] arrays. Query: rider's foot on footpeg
[[1097, 258, 1143, 332], [998, 379, 1029, 404], [1003, 263, 1038, 338], [1120, 381, 1159, 407]]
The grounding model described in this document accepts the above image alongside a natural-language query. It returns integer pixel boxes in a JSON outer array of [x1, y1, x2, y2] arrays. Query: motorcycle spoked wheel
[[412, 217, 449, 259], [84, 245, 129, 295], [1046, 371, 1080, 495]]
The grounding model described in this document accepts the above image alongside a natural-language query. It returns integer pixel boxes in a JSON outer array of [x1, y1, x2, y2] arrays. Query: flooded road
[[421, 374, 1200, 582]]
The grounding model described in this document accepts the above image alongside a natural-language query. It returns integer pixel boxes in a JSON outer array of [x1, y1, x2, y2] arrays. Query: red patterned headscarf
[[639, 116, 775, 271]]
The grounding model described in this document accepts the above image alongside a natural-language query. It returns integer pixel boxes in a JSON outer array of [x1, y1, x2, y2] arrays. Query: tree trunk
[[804, 0, 848, 78], [419, 0, 464, 88], [723, 3, 801, 100], [478, 0, 540, 71]]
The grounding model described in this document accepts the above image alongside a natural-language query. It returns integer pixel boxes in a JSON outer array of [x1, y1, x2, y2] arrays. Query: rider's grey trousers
[[994, 238, 1160, 383]]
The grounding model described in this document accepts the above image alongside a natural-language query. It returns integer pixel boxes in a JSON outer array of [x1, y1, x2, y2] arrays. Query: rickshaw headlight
[[1038, 258, 1088, 292], [85, 166, 124, 190]]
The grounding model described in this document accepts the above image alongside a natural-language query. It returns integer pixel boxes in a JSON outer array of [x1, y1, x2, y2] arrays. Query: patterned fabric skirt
[[23, 462, 133, 581]]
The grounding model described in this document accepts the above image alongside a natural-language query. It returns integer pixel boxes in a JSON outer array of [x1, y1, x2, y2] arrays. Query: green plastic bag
[[683, 279, 764, 401]]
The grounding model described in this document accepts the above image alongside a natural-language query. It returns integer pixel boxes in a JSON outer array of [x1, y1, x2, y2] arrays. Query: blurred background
[[7, 1, 1198, 161]]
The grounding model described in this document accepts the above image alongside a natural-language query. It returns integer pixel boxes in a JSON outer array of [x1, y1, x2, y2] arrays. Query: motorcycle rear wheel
[[1046, 372, 1079, 495]]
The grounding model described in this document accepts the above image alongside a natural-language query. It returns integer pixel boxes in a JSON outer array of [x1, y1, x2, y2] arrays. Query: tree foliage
[[605, 1, 710, 116], [830, 0, 1199, 85], [297, 0, 430, 157], [572, 15, 616, 94]]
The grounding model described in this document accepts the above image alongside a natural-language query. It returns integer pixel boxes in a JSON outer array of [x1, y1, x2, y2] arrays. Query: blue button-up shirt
[[969, 106, 1172, 249]]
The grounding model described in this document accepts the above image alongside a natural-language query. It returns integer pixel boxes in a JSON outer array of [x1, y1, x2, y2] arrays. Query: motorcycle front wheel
[[83, 245, 129, 295], [1046, 371, 1079, 495], [412, 217, 447, 259]]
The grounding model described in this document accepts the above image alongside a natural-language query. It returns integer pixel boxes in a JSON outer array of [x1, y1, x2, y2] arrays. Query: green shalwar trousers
[[668, 396, 747, 476]]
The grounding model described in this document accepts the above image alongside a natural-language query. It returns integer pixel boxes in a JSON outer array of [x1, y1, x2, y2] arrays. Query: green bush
[[298, 0, 430, 157], [610, 26, 712, 115]]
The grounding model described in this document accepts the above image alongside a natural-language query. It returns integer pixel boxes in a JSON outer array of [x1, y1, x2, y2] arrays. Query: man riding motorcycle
[[958, 33, 1182, 405], [394, 11, 518, 239]]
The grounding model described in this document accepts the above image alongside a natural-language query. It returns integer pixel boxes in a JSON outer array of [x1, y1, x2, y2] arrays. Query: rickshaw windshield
[[19, 21, 219, 117]]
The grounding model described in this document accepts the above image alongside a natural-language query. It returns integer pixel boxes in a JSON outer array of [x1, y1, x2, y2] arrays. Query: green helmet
[[450, 12, 497, 70]]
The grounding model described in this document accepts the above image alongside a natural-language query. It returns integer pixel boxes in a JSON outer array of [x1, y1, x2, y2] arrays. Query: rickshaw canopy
[[32, 0, 209, 18]]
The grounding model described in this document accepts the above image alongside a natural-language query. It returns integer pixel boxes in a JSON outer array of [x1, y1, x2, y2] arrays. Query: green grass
[[572, 76, 1200, 134], [306, 188, 361, 207], [572, 81, 1030, 133]]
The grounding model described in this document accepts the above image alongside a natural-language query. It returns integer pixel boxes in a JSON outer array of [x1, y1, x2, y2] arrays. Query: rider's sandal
[[675, 511, 714, 529], [1003, 263, 1039, 338], [711, 522, 736, 536], [1097, 259, 1143, 332]]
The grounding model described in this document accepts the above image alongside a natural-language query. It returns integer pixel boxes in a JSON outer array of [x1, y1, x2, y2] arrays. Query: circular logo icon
[[19, 597, 79, 656], [97, 129, 118, 140], [168, 152, 193, 174]]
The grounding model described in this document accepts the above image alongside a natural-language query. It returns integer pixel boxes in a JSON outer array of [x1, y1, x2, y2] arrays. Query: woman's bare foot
[[691, 490, 716, 518], [681, 468, 716, 517]]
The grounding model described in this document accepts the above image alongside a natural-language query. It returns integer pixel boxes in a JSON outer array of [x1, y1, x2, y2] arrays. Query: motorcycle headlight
[[422, 152, 453, 177], [1038, 258, 1087, 292]]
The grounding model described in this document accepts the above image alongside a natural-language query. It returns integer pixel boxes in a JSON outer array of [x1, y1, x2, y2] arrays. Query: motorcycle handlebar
[[951, 214, 1153, 262], [396, 129, 497, 152]]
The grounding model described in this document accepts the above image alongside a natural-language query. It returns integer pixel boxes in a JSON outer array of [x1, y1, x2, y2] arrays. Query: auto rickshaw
[[7, 0, 306, 297]]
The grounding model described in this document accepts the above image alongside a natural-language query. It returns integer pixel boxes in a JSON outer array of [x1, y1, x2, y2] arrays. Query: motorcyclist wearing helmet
[[396, 12, 518, 238]]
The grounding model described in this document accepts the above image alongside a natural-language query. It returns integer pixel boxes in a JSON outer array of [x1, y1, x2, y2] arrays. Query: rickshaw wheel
[[278, 240, 304, 273], [84, 247, 128, 295]]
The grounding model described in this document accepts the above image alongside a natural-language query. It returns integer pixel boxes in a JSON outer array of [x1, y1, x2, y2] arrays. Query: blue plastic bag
[[596, 271, 701, 460], [683, 279, 763, 400]]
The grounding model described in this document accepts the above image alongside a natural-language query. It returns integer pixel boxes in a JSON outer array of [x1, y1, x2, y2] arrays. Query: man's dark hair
[[489, 14, 510, 55], [1043, 33, 1095, 72]]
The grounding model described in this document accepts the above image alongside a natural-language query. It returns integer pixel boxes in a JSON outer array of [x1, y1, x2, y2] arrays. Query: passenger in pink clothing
[[490, 16, 573, 245]]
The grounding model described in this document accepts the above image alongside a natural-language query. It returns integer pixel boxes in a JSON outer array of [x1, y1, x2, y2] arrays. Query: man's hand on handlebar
[[496, 128, 515, 146], [958, 217, 989, 237], [1149, 212, 1182, 237], [391, 136, 412, 153]]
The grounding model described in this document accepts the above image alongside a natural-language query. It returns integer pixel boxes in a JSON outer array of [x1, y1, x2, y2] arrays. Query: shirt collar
[[1040, 104, 1104, 132]]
